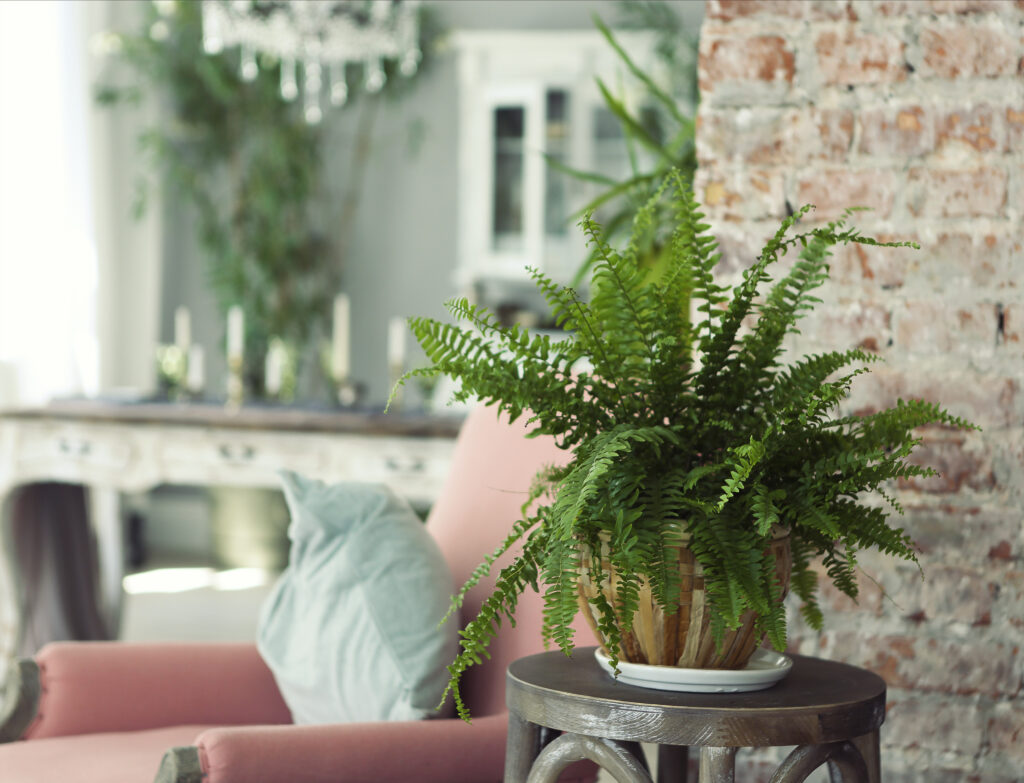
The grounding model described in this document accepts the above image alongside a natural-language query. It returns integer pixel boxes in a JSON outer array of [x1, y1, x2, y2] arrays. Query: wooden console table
[[0, 398, 463, 683]]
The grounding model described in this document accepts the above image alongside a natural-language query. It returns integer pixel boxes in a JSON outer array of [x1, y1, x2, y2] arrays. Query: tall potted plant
[[397, 174, 975, 721]]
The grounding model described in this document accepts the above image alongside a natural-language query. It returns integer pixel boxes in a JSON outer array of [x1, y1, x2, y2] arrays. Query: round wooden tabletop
[[506, 647, 886, 748]]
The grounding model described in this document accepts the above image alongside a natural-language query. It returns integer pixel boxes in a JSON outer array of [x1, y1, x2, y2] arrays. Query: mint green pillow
[[257, 472, 458, 724]]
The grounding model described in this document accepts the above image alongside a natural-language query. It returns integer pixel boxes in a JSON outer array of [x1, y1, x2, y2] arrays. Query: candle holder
[[156, 345, 188, 402], [226, 355, 244, 410], [334, 377, 364, 408]]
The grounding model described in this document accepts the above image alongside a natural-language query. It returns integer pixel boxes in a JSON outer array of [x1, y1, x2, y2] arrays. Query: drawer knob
[[217, 443, 256, 462], [385, 455, 425, 473], [58, 438, 92, 457]]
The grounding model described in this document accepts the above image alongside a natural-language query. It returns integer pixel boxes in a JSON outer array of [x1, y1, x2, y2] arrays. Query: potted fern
[[398, 173, 975, 720]]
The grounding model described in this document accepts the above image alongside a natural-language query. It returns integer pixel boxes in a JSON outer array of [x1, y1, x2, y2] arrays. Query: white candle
[[186, 345, 204, 393], [174, 306, 191, 352], [227, 306, 244, 361], [332, 294, 350, 380], [388, 316, 406, 369], [265, 342, 283, 396]]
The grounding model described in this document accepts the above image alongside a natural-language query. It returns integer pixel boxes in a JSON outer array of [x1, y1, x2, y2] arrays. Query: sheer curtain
[[0, 0, 100, 406]]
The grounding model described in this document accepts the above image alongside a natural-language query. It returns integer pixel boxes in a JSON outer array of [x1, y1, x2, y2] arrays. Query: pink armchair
[[0, 406, 598, 783]]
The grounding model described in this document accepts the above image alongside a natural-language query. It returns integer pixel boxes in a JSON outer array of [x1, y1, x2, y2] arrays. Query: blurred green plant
[[95, 0, 436, 396], [548, 4, 698, 285]]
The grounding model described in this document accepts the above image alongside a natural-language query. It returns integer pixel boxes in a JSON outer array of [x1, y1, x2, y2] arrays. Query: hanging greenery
[[94, 0, 436, 395], [549, 5, 698, 285]]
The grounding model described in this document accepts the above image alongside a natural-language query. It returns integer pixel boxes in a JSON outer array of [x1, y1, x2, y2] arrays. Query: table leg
[[6, 483, 109, 657], [771, 742, 869, 783], [525, 733, 653, 783], [698, 747, 736, 783], [89, 487, 124, 638], [657, 745, 689, 783], [505, 711, 543, 783], [849, 731, 880, 783]]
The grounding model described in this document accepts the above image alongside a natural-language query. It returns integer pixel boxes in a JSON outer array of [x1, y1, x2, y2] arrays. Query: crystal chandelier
[[201, 0, 422, 124]]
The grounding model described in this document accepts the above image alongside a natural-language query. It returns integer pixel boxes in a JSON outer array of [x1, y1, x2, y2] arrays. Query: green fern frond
[[404, 170, 976, 721]]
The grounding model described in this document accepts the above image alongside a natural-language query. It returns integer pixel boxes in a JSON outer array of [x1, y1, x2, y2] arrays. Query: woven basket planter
[[577, 529, 792, 670]]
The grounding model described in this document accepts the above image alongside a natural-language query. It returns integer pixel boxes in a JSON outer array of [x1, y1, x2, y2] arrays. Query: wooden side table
[[505, 647, 885, 783]]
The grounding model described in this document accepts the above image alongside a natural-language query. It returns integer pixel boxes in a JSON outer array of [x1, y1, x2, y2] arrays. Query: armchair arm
[[0, 659, 41, 742], [27, 642, 292, 740], [192, 712, 511, 783]]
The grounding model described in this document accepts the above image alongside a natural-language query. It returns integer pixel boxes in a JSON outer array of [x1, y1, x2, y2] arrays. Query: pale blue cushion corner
[[257, 471, 459, 724]]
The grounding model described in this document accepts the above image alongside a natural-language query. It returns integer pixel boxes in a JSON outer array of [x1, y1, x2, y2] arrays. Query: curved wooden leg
[[769, 741, 869, 783], [505, 711, 544, 783], [525, 733, 653, 783], [698, 747, 737, 783], [850, 731, 880, 783]]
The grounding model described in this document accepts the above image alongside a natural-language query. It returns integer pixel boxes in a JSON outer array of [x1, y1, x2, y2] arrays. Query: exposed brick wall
[[697, 1, 1024, 780]]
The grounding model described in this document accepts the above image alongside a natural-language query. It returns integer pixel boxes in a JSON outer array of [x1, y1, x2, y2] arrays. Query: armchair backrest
[[426, 405, 595, 717]]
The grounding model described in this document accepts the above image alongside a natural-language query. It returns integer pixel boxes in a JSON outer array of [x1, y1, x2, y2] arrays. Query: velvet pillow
[[257, 472, 458, 724]]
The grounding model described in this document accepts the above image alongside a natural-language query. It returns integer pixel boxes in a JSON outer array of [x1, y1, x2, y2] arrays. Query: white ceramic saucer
[[594, 648, 793, 693]]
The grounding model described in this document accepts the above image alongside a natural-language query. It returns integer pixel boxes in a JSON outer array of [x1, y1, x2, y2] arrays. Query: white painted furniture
[[452, 30, 658, 290], [0, 399, 461, 684]]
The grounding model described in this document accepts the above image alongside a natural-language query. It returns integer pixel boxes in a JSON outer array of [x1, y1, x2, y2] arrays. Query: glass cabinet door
[[492, 106, 525, 252]]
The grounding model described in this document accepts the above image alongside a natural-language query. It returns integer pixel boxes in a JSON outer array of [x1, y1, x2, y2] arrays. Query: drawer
[[13, 422, 136, 475], [158, 428, 328, 485]]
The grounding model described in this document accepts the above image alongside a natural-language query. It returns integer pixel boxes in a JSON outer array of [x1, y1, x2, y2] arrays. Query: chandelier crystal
[[201, 0, 422, 123]]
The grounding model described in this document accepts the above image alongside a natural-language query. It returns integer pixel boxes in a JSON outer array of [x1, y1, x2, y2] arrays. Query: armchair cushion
[[24, 642, 291, 740], [257, 473, 458, 725], [0, 725, 215, 783]]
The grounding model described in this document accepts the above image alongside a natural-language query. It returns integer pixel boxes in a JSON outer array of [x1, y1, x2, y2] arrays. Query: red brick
[[858, 105, 935, 158], [902, 507, 1024, 562], [816, 29, 907, 85], [988, 702, 1024, 762], [895, 300, 999, 356], [919, 22, 1019, 78], [898, 429, 995, 494], [706, 0, 806, 21], [874, 0, 1008, 12], [803, 299, 891, 353], [829, 234, 917, 290], [908, 167, 1008, 218], [811, 107, 855, 161], [696, 108, 804, 167], [937, 105, 1003, 153], [696, 167, 786, 223], [699, 35, 796, 94], [1003, 303, 1023, 347], [806, 0, 857, 20], [995, 568, 1024, 630], [795, 168, 896, 222], [846, 367, 1018, 430], [1008, 107, 1024, 152], [873, 0, 931, 12], [892, 563, 998, 625], [927, 0, 1020, 11], [898, 231, 1022, 292], [885, 695, 986, 753], [869, 632, 1023, 695]]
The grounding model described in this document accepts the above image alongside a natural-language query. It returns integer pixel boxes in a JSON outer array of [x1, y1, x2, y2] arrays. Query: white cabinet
[[453, 30, 658, 291]]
